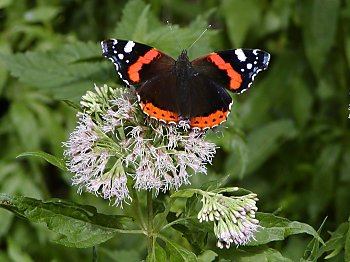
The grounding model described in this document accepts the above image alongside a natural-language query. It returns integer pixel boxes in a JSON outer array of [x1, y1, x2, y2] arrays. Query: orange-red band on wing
[[190, 109, 229, 129], [140, 101, 180, 122], [207, 53, 242, 91], [128, 49, 161, 82]]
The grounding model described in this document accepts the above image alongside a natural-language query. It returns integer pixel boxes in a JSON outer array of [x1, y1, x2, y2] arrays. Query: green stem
[[161, 216, 197, 231], [114, 229, 145, 234], [131, 188, 146, 230], [92, 246, 97, 262], [147, 190, 154, 257]]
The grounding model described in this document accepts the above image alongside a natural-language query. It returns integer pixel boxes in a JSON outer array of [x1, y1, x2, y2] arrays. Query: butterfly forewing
[[101, 39, 175, 87], [192, 49, 270, 94]]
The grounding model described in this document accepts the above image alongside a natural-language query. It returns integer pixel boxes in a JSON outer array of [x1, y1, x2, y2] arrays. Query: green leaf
[[346, 218, 350, 262], [99, 249, 142, 262], [292, 78, 313, 128], [301, 0, 340, 76], [221, 0, 261, 47], [246, 120, 298, 174], [345, 35, 350, 68], [0, 0, 13, 8], [7, 238, 35, 262], [0, 194, 133, 248], [310, 144, 341, 221], [250, 213, 324, 246], [165, 212, 211, 253], [231, 247, 294, 262], [113, 1, 216, 59], [113, 0, 155, 41], [160, 236, 198, 262], [9, 101, 40, 150], [0, 209, 12, 236], [316, 221, 349, 260], [24, 6, 60, 23], [147, 242, 167, 262], [17, 151, 67, 171], [239, 51, 301, 129], [171, 189, 198, 199], [147, 17, 217, 59], [62, 99, 82, 111], [0, 41, 108, 101], [198, 250, 217, 262]]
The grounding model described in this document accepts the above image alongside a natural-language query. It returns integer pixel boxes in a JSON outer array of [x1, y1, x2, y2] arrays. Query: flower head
[[197, 188, 260, 248], [64, 84, 216, 207]]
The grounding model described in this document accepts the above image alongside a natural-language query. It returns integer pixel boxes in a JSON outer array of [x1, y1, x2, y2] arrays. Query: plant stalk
[[147, 190, 154, 256]]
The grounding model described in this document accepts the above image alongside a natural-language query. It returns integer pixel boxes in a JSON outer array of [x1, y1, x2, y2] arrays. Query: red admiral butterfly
[[101, 39, 270, 129]]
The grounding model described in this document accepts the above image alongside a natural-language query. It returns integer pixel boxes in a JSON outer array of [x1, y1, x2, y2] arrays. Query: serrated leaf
[[301, 0, 340, 76], [161, 236, 198, 262], [0, 194, 133, 248], [0, 42, 108, 101], [17, 151, 66, 171], [147, 18, 217, 59], [113, 0, 155, 41], [250, 213, 324, 246], [113, 2, 216, 60]]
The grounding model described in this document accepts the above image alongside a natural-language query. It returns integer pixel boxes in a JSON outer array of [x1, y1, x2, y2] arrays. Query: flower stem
[[147, 190, 154, 257], [131, 187, 146, 230]]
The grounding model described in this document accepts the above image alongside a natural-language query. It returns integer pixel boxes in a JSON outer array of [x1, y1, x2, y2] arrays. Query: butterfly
[[101, 39, 270, 129]]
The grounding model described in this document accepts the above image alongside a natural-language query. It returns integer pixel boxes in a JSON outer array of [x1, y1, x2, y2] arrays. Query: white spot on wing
[[235, 49, 247, 62], [118, 53, 124, 60], [247, 63, 252, 69], [124, 41, 135, 53]]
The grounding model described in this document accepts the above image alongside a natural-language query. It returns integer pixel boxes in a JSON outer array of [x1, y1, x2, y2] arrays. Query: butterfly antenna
[[187, 24, 212, 51], [166, 20, 182, 52]]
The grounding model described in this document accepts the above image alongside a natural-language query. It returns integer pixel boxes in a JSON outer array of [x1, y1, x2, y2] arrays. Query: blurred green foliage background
[[0, 0, 349, 261]]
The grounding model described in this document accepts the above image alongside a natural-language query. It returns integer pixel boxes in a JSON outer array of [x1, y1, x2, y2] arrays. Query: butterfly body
[[101, 39, 270, 129]]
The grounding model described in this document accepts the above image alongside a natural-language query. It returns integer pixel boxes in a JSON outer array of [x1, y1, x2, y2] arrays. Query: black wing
[[192, 49, 270, 94], [101, 39, 175, 87]]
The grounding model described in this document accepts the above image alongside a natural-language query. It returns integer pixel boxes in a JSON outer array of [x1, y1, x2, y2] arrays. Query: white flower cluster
[[64, 85, 216, 207], [197, 189, 260, 248]]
